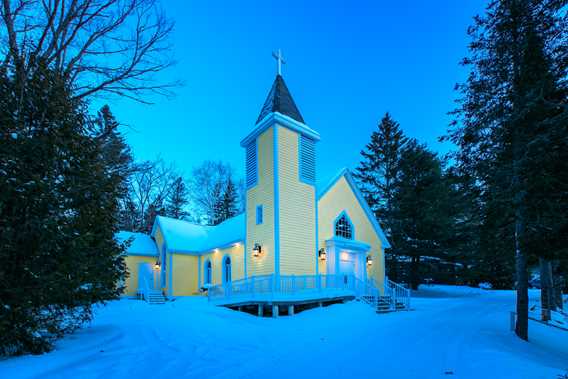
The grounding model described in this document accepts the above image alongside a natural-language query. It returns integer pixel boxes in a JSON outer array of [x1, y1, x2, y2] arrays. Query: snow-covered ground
[[1, 286, 567, 379]]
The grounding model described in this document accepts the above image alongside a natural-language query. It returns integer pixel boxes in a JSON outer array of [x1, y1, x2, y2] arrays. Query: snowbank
[[1, 287, 566, 379]]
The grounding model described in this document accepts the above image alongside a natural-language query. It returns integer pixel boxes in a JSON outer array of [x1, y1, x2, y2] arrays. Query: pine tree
[[166, 177, 190, 219], [354, 113, 407, 226], [446, 0, 567, 340], [0, 63, 127, 355], [354, 113, 407, 279], [220, 176, 239, 222], [391, 140, 455, 290], [211, 179, 225, 226]]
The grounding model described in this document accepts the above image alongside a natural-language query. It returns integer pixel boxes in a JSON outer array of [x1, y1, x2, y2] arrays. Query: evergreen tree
[[220, 176, 239, 223], [0, 63, 127, 355], [95, 105, 133, 185], [211, 179, 225, 226], [391, 140, 455, 290], [166, 177, 190, 219], [446, 0, 567, 340], [354, 113, 407, 279]]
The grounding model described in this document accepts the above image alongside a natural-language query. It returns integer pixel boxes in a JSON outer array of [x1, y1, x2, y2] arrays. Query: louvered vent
[[299, 135, 316, 184], [246, 141, 257, 188]]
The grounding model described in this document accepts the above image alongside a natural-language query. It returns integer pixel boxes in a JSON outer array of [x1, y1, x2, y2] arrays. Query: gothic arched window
[[205, 260, 212, 285], [223, 256, 232, 284], [335, 213, 353, 240]]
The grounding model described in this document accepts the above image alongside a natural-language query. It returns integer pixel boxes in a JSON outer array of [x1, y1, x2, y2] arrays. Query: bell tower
[[240, 51, 320, 278]]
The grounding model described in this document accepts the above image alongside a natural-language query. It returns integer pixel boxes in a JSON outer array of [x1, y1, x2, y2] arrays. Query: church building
[[119, 54, 403, 313]]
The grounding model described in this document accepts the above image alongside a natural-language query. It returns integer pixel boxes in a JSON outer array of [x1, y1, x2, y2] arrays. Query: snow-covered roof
[[116, 231, 158, 257], [152, 213, 245, 254]]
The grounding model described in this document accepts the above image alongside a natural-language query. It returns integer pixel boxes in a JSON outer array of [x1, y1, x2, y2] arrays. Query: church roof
[[256, 75, 305, 125], [151, 213, 245, 254], [116, 231, 158, 257]]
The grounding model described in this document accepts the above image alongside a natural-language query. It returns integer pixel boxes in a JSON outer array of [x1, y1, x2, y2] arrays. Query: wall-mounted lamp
[[154, 261, 161, 270], [252, 243, 262, 257], [318, 248, 327, 261], [366, 255, 373, 266]]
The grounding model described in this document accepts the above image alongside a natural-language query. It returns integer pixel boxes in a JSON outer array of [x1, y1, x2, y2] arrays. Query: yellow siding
[[278, 126, 316, 275], [317, 176, 385, 291], [246, 127, 275, 276], [171, 254, 199, 296], [200, 243, 245, 286], [123, 255, 156, 296], [154, 226, 164, 254], [153, 226, 169, 292]]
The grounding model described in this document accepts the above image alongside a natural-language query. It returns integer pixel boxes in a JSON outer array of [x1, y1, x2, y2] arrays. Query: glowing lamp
[[366, 255, 373, 266], [252, 243, 262, 257], [318, 248, 327, 260], [153, 261, 161, 270]]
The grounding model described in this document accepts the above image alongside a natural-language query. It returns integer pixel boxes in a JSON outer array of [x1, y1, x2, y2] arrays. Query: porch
[[207, 273, 411, 314]]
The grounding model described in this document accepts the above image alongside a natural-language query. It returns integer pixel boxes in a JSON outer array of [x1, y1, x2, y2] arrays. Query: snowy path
[[1, 286, 566, 379]]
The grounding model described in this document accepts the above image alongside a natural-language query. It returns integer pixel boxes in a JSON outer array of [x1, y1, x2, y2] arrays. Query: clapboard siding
[[246, 128, 275, 276], [171, 254, 199, 296], [278, 126, 316, 275], [200, 243, 245, 287], [317, 175, 385, 291]]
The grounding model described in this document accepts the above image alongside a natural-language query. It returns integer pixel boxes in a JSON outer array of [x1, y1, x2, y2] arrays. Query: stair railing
[[386, 278, 411, 310]]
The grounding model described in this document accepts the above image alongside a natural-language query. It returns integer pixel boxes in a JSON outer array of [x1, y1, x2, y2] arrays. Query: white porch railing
[[208, 274, 364, 302], [207, 274, 407, 308]]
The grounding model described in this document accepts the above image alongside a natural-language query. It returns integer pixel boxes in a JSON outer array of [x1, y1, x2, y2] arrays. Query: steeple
[[256, 75, 305, 125]]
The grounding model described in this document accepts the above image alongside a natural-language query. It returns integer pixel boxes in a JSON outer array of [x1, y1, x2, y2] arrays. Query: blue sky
[[105, 0, 486, 187]]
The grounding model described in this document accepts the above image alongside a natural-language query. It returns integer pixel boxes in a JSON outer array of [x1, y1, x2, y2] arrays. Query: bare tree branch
[[0, 0, 179, 102]]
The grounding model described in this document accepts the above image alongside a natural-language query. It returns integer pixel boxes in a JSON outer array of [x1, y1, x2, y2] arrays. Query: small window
[[335, 213, 353, 239], [256, 205, 263, 225], [205, 260, 212, 284]]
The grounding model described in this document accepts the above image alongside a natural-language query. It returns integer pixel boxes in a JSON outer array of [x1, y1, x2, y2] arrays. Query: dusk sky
[[104, 0, 487, 187]]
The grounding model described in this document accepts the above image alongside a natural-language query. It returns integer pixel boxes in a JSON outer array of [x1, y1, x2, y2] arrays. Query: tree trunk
[[539, 257, 553, 320], [514, 217, 529, 341], [410, 256, 421, 290]]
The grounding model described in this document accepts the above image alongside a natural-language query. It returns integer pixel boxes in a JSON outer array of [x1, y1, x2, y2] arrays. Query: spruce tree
[[354, 113, 407, 279], [446, 0, 567, 340], [166, 177, 190, 219], [221, 176, 239, 222], [211, 179, 225, 226], [390, 140, 455, 290], [0, 63, 127, 355]]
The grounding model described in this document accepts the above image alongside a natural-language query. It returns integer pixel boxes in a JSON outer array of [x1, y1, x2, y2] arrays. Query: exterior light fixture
[[154, 261, 161, 270], [318, 248, 327, 260], [366, 255, 373, 266], [252, 243, 262, 257]]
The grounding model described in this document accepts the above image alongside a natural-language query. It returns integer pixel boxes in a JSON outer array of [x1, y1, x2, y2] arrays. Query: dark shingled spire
[[256, 75, 305, 124]]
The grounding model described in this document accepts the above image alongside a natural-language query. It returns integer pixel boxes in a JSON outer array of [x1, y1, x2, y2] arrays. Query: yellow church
[[119, 55, 409, 315]]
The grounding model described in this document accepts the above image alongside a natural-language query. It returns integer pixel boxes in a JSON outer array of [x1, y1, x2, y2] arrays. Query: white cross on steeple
[[272, 49, 286, 76]]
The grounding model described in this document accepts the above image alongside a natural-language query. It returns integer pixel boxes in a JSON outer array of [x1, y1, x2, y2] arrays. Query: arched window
[[205, 260, 212, 285], [335, 213, 353, 240], [223, 256, 232, 284]]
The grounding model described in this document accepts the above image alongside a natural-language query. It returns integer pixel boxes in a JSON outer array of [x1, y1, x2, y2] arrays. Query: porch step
[[145, 290, 166, 304], [376, 296, 392, 313]]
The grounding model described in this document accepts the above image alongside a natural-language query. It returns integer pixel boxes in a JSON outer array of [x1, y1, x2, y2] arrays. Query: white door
[[338, 253, 355, 287], [339, 250, 355, 273], [339, 257, 355, 275]]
